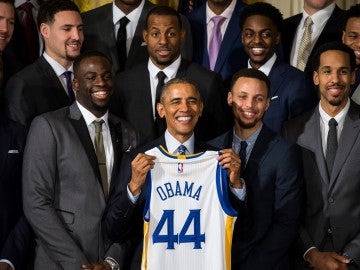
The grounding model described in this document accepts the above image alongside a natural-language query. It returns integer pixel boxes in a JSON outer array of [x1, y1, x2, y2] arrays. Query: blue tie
[[63, 71, 75, 103], [177, 145, 187, 155], [239, 141, 248, 174]]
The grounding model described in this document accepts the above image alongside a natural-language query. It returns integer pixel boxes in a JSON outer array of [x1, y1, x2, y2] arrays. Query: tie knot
[[177, 145, 187, 155], [157, 71, 167, 82], [63, 71, 72, 80], [328, 118, 338, 127], [304, 16, 313, 28], [240, 140, 248, 149], [211, 16, 226, 27], [20, 1, 33, 12], [119, 16, 130, 27], [93, 120, 104, 133]]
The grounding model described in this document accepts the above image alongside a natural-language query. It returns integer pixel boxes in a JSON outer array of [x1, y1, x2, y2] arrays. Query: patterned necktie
[[177, 145, 187, 155], [63, 71, 75, 103], [18, 1, 39, 63], [117, 16, 130, 72], [94, 120, 108, 199], [208, 16, 226, 71], [155, 71, 167, 118], [239, 140, 248, 174], [297, 16, 313, 71], [326, 118, 338, 177]]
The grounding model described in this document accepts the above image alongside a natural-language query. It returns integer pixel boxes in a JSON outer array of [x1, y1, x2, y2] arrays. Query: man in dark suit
[[282, 0, 346, 74], [110, 5, 229, 144], [105, 77, 245, 270], [82, 0, 193, 75], [23, 51, 139, 269], [187, 0, 248, 88], [4, 0, 83, 129], [283, 42, 360, 269], [209, 68, 302, 270], [239, 2, 317, 133]]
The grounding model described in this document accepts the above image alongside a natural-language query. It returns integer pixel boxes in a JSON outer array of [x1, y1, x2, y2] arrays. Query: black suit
[[282, 4, 346, 75], [110, 58, 230, 144], [0, 117, 32, 269], [209, 126, 303, 270], [4, 56, 72, 128], [105, 135, 222, 270]]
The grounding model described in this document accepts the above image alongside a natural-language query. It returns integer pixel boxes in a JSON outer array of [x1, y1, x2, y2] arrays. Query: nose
[[95, 75, 106, 86], [71, 27, 81, 40], [0, 19, 9, 33], [253, 33, 261, 44], [179, 100, 190, 111], [331, 71, 340, 84], [158, 33, 168, 45]]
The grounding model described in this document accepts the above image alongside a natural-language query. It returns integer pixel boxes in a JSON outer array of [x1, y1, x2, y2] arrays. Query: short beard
[[235, 117, 257, 129]]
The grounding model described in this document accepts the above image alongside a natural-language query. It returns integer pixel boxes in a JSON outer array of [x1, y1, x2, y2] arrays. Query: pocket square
[[8, 149, 19, 154], [271, 96, 279, 100], [141, 42, 147, 46]]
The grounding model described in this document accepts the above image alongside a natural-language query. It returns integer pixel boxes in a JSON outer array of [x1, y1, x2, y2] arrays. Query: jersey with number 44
[[141, 146, 238, 270]]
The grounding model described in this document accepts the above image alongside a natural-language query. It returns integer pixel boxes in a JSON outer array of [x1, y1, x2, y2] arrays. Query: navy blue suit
[[263, 58, 317, 133], [208, 125, 303, 270], [0, 117, 32, 269], [187, 0, 248, 88]]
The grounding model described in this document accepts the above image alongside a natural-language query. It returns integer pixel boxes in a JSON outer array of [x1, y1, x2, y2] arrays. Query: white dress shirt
[[113, 0, 145, 55], [247, 53, 277, 76], [77, 101, 114, 190], [290, 3, 335, 67]]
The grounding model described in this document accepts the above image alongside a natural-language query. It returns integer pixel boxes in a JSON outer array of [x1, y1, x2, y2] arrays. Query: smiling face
[[41, 10, 83, 69], [143, 14, 184, 69], [157, 82, 203, 143], [73, 55, 113, 117], [228, 76, 269, 135], [343, 17, 360, 65], [242, 15, 280, 69], [0, 2, 14, 52], [314, 50, 355, 116]]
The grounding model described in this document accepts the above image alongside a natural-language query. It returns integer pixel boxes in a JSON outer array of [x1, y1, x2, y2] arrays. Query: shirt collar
[[247, 53, 277, 76], [233, 124, 262, 145], [164, 129, 195, 154], [14, 0, 40, 8], [148, 56, 181, 80], [43, 52, 73, 76], [302, 2, 335, 28], [206, 0, 237, 24], [112, 0, 145, 25], [76, 101, 109, 128], [318, 98, 350, 126]]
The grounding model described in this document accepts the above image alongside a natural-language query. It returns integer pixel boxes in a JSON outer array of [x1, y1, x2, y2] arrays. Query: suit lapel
[[0, 120, 10, 174], [297, 108, 330, 185], [268, 58, 286, 97], [176, 58, 192, 77], [102, 5, 119, 72], [108, 117, 123, 194], [330, 102, 360, 188], [68, 104, 102, 182]]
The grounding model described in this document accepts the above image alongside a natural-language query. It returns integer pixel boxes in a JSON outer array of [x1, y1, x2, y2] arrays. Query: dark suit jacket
[[110, 58, 230, 144], [187, 0, 248, 88], [208, 125, 303, 270], [105, 135, 221, 270], [82, 1, 193, 75], [263, 57, 318, 133], [283, 102, 360, 268], [23, 103, 139, 269], [282, 5, 346, 75], [4, 56, 72, 129], [0, 117, 33, 269]]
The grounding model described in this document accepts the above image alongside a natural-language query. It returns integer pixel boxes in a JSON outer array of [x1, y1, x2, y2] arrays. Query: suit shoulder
[[0, 116, 26, 137], [207, 130, 232, 149], [187, 62, 219, 80], [116, 63, 147, 81], [81, 3, 111, 19]]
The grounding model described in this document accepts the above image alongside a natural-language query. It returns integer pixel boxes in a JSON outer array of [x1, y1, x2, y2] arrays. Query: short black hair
[[73, 51, 112, 77], [231, 68, 270, 97], [37, 0, 80, 27], [160, 77, 201, 102], [239, 2, 283, 33], [145, 5, 182, 30], [345, 3, 360, 27], [312, 41, 356, 72]]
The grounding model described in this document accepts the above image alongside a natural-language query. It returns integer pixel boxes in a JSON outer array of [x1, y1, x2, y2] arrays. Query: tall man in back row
[[284, 42, 360, 269]]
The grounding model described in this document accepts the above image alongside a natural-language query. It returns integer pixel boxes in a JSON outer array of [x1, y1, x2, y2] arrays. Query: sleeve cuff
[[0, 259, 15, 270], [229, 178, 246, 201], [127, 184, 140, 204]]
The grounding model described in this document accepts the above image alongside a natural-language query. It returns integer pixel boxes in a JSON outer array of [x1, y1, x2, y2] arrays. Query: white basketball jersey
[[141, 146, 237, 270]]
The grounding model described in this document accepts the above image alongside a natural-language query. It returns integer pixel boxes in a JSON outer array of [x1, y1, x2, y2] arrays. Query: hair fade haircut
[[231, 68, 270, 96], [37, 0, 80, 27], [73, 50, 112, 77], [239, 2, 283, 33], [345, 4, 360, 25], [312, 41, 356, 72], [160, 77, 201, 102], [145, 5, 182, 30]]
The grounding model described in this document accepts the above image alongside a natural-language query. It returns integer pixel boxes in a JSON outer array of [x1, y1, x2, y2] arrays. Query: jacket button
[[328, 197, 334, 203]]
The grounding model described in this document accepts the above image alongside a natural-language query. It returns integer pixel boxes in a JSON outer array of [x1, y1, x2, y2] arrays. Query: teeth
[[177, 116, 191, 121], [251, 48, 265, 53]]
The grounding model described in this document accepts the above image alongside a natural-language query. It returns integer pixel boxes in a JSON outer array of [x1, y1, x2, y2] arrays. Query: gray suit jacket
[[22, 103, 139, 269], [82, 1, 193, 74], [283, 102, 360, 267]]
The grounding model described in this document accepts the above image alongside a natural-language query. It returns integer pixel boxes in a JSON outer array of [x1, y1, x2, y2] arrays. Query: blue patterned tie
[[63, 71, 75, 103], [177, 145, 187, 155], [239, 141, 248, 174]]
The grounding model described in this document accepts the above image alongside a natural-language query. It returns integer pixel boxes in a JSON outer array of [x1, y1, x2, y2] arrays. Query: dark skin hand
[[81, 261, 111, 270], [306, 249, 350, 270]]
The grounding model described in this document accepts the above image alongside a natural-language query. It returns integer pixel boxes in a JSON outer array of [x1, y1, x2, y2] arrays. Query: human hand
[[218, 149, 243, 189], [81, 261, 111, 270], [0, 262, 13, 270], [128, 153, 156, 195], [306, 249, 349, 270]]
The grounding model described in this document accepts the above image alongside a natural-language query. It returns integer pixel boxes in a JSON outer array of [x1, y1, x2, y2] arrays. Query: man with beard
[[23, 51, 139, 269], [240, 2, 317, 133], [342, 4, 360, 104], [4, 0, 83, 129], [283, 42, 360, 269], [110, 6, 229, 144], [209, 68, 303, 270]]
